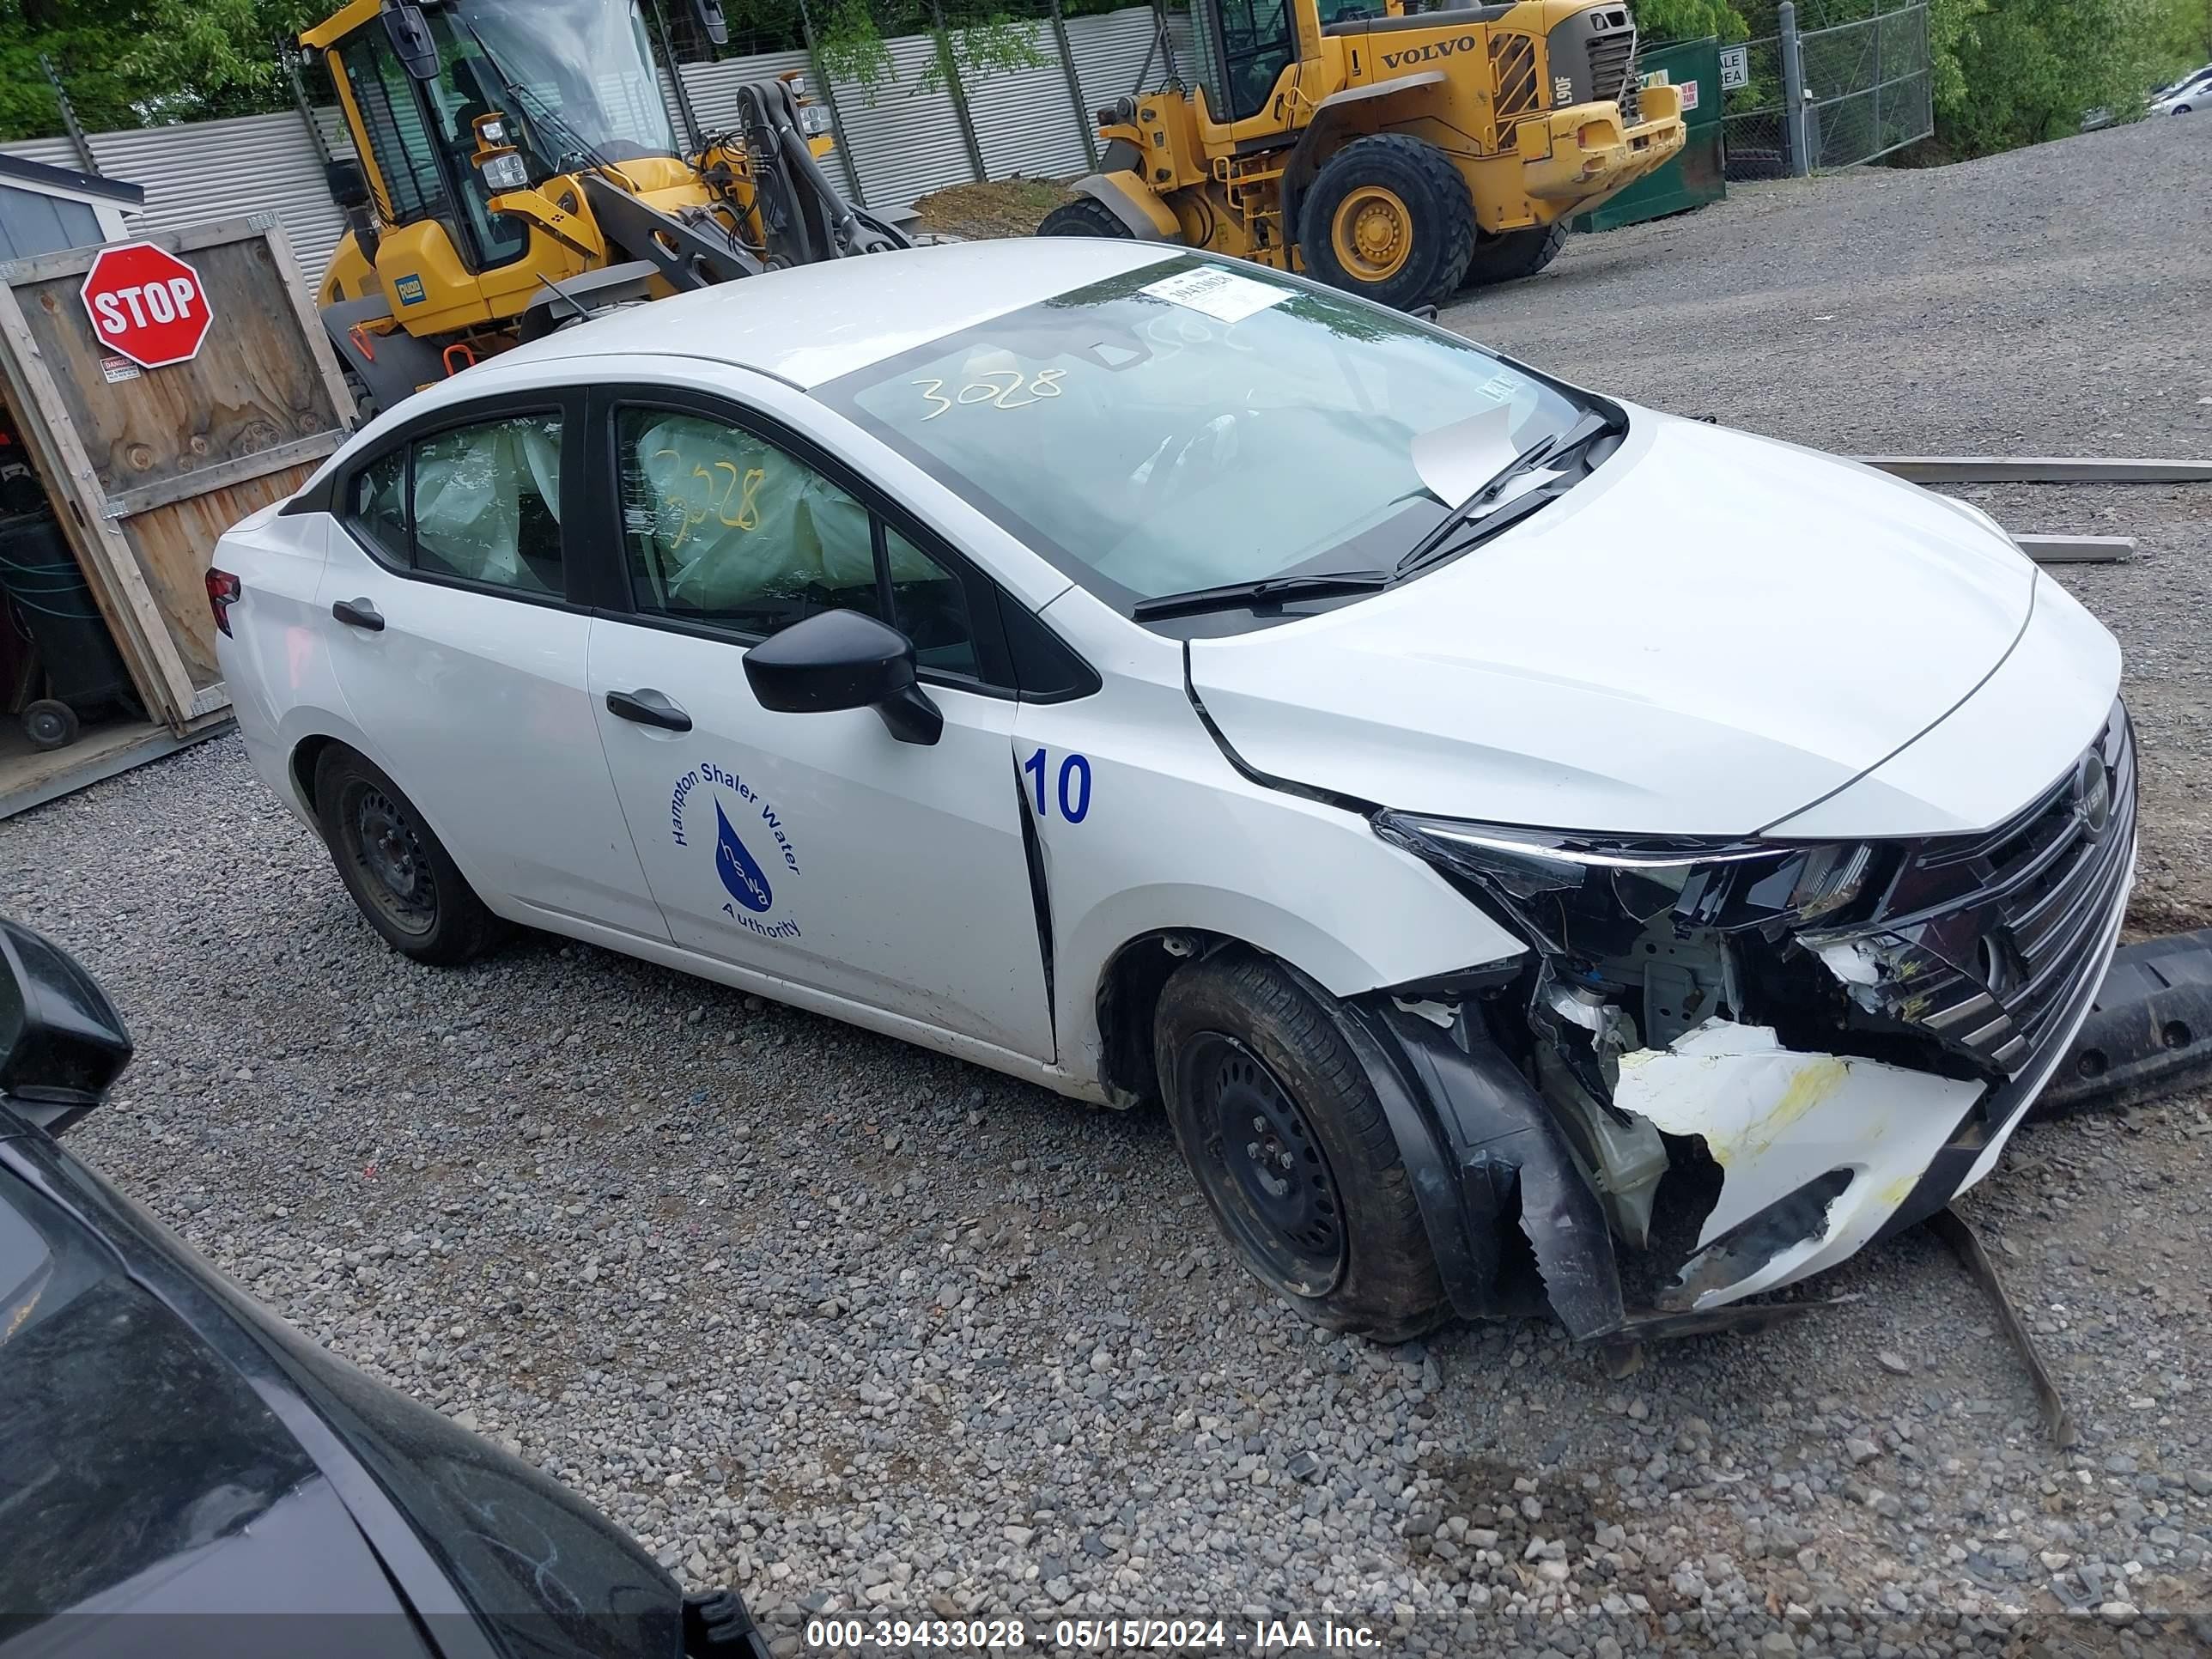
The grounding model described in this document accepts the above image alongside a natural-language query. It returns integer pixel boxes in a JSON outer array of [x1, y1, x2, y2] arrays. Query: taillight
[[205, 568, 240, 636]]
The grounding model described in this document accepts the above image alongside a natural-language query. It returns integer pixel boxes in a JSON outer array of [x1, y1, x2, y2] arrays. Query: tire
[[1461, 221, 1568, 288], [313, 746, 506, 965], [1154, 952, 1449, 1342], [1297, 134, 1475, 312], [21, 698, 76, 751], [1036, 196, 1135, 239]]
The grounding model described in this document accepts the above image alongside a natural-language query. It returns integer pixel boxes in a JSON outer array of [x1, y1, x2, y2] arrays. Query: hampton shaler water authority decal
[[670, 761, 802, 939]]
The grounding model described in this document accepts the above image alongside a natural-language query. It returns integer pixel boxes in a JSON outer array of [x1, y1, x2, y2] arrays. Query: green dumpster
[[1571, 36, 1726, 233]]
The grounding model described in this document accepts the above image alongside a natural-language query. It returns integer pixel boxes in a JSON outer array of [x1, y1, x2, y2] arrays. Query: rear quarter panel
[[212, 505, 351, 827]]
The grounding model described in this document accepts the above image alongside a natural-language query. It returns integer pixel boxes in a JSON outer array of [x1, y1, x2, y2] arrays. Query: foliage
[[1632, 0, 1752, 45], [1924, 0, 2206, 155], [1, 0, 321, 138]]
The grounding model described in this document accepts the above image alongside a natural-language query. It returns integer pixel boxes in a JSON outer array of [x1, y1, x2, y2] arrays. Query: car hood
[[1187, 407, 2042, 837]]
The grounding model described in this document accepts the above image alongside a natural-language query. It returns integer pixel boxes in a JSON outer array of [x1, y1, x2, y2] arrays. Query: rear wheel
[[1036, 196, 1135, 239], [313, 746, 506, 965], [1461, 221, 1568, 287], [1298, 134, 1475, 311], [1154, 952, 1449, 1342]]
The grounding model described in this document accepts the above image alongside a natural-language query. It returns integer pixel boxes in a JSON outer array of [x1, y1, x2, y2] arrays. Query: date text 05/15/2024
[[803, 1617, 1382, 1650]]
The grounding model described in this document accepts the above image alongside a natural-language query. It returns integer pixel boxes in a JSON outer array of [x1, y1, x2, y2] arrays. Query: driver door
[[582, 388, 1056, 1063]]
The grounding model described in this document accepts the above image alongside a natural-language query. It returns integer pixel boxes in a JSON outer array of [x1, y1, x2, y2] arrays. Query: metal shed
[[0, 213, 354, 816]]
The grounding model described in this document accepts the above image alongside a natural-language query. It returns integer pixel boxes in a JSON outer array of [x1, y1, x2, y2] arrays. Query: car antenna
[[533, 270, 592, 325]]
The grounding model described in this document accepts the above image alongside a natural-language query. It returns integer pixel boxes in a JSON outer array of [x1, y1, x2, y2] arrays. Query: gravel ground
[[9, 118, 2212, 1657]]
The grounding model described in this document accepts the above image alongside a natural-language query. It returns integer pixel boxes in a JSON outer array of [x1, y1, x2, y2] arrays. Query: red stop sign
[[79, 242, 214, 369]]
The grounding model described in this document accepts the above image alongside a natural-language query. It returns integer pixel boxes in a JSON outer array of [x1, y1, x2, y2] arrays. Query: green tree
[[1632, 0, 1751, 45], [2, 0, 321, 140], [1927, 0, 2203, 155]]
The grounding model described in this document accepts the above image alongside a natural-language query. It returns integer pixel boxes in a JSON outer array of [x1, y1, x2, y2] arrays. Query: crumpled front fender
[[1341, 1001, 1626, 1340]]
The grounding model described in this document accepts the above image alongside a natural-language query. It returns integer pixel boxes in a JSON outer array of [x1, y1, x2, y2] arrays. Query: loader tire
[[1155, 951, 1449, 1344], [1298, 134, 1475, 311], [1461, 221, 1568, 288], [1036, 196, 1134, 239]]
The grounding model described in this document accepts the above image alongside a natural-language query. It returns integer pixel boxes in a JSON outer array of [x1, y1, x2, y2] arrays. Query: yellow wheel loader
[[1039, 0, 1686, 310], [303, 0, 908, 413]]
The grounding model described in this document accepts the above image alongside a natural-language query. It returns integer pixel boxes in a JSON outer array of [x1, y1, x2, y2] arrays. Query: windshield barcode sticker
[[1140, 265, 1290, 324]]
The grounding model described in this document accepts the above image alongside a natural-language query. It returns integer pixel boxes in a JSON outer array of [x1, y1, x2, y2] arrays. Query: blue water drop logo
[[714, 798, 774, 913]]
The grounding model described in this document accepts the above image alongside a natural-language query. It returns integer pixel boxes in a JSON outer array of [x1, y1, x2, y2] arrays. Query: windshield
[[819, 256, 1588, 614], [444, 0, 678, 166]]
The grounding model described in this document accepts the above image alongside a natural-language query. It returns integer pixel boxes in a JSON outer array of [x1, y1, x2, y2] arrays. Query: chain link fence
[[1717, 0, 1930, 179], [1802, 2, 1933, 167]]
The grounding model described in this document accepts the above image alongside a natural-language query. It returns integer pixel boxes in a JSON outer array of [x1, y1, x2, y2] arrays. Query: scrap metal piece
[[2039, 927, 2212, 1117], [1926, 1207, 2076, 1449], [1855, 456, 2212, 484], [2014, 534, 2135, 565]]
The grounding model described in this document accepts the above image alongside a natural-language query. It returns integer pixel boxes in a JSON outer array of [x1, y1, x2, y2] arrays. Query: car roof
[[485, 237, 1182, 391]]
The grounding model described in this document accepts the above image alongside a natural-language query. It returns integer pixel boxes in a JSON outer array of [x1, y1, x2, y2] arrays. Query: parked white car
[[212, 240, 2133, 1346], [2150, 66, 2210, 112]]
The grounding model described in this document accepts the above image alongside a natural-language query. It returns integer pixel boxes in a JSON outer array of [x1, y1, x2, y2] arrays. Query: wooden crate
[[0, 213, 354, 731]]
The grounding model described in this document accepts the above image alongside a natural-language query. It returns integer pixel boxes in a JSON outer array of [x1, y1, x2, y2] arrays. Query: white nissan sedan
[[213, 240, 2132, 1347]]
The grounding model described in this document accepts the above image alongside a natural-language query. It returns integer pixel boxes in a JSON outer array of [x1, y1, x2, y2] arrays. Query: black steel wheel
[[21, 698, 77, 751], [1155, 952, 1449, 1341], [313, 746, 506, 965], [1183, 1031, 1346, 1295]]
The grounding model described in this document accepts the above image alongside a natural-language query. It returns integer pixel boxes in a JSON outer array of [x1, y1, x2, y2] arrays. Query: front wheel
[[313, 746, 506, 965], [1154, 952, 1449, 1341], [1297, 134, 1475, 311]]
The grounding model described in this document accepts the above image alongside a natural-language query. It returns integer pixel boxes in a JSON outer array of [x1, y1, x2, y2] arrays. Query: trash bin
[[0, 510, 137, 750], [1571, 36, 1729, 232]]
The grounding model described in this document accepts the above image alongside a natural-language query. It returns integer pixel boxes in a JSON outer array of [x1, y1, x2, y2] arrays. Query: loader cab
[[307, 0, 681, 302], [1191, 0, 1324, 125]]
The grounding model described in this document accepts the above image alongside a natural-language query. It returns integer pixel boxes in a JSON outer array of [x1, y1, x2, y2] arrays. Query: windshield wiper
[[1132, 570, 1390, 623], [1395, 408, 1622, 576]]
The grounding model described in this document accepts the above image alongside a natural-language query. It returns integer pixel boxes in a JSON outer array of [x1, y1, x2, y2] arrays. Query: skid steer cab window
[[822, 256, 1590, 628]]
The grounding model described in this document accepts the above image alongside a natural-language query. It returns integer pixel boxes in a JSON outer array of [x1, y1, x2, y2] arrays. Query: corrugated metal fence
[[2, 5, 1192, 285]]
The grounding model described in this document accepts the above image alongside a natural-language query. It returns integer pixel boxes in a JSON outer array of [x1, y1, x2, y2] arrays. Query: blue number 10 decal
[[1023, 746, 1092, 823]]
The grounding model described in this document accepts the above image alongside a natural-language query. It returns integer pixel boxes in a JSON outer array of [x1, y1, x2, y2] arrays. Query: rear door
[[316, 391, 666, 941], [578, 386, 1055, 1060]]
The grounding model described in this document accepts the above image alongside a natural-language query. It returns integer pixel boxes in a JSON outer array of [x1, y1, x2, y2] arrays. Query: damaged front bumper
[[1360, 704, 2136, 1340]]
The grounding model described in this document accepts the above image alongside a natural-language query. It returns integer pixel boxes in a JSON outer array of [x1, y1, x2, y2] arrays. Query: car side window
[[616, 408, 982, 681], [343, 412, 564, 599], [350, 447, 408, 562], [884, 525, 977, 679], [412, 416, 565, 594]]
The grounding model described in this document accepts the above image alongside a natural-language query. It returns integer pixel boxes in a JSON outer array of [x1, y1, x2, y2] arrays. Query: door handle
[[605, 687, 692, 732], [331, 598, 385, 632]]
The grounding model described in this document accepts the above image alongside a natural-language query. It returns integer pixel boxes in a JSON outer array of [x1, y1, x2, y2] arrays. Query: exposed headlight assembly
[[1372, 811, 1880, 941]]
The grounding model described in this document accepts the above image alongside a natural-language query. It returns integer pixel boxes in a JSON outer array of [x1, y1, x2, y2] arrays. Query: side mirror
[[0, 919, 132, 1137], [381, 1, 440, 81], [743, 610, 942, 745], [692, 0, 730, 46], [326, 158, 372, 211]]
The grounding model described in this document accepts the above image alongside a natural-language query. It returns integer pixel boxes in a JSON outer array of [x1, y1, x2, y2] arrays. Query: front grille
[[1587, 27, 1640, 122], [1492, 33, 1540, 143], [1803, 704, 2136, 1076]]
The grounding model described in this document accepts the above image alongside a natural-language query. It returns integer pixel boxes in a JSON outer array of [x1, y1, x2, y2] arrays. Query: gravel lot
[[9, 117, 2212, 1656]]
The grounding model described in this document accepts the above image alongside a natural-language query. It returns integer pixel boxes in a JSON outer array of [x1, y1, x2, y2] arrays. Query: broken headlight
[[1371, 812, 1881, 940]]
